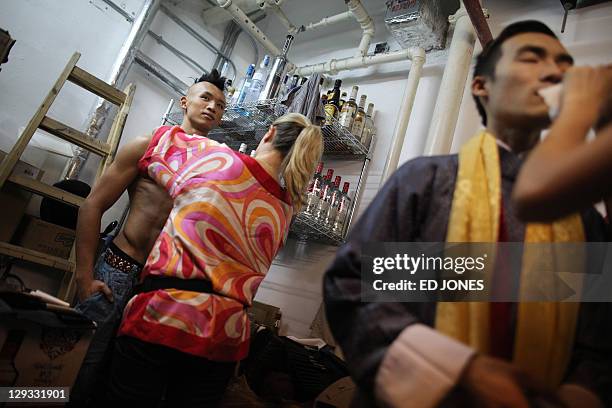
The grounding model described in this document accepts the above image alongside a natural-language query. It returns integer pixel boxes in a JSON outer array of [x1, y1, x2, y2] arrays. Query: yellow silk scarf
[[435, 131, 584, 387]]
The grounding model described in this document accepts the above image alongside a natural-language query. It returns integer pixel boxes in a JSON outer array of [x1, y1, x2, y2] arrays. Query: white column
[[424, 3, 476, 155], [381, 49, 426, 183]]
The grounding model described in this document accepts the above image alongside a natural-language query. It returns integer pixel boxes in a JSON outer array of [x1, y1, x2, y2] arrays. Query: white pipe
[[302, 11, 353, 32], [357, 30, 374, 56], [217, 0, 280, 56], [256, 0, 296, 33], [293, 47, 423, 76], [346, 0, 375, 57], [381, 51, 426, 183], [424, 3, 476, 155]]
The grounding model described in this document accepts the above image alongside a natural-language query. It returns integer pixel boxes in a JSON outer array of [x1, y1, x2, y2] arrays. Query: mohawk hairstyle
[[472, 20, 558, 126], [194, 68, 226, 92]]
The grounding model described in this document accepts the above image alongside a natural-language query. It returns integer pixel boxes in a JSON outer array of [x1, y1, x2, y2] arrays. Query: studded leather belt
[[103, 242, 143, 274]]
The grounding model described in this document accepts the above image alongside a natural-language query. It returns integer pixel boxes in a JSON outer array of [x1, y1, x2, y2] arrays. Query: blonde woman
[[104, 105, 323, 405]]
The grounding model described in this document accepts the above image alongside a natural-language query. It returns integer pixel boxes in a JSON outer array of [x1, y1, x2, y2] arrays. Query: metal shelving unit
[[162, 98, 375, 246], [289, 213, 344, 246]]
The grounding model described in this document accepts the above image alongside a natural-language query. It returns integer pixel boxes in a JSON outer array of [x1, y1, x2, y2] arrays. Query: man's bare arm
[[514, 121, 612, 222], [75, 135, 151, 302], [514, 65, 612, 222]]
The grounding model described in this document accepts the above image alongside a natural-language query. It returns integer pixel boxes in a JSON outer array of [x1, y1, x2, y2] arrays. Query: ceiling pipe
[[293, 46, 424, 76], [147, 31, 210, 77], [134, 51, 189, 96], [99, 0, 238, 80], [300, 11, 353, 32], [257, 0, 297, 33], [462, 0, 492, 47], [346, 0, 375, 57], [424, 2, 476, 155], [160, 4, 237, 79], [381, 50, 426, 183], [217, 0, 281, 56]]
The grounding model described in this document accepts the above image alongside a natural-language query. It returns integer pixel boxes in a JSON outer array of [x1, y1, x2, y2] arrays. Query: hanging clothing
[[286, 73, 324, 124], [118, 125, 293, 362], [323, 134, 612, 407]]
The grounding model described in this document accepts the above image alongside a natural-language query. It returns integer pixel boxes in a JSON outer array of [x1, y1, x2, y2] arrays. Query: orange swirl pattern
[[119, 126, 292, 361]]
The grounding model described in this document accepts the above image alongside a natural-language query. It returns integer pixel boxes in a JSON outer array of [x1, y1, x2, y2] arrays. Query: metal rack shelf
[[320, 115, 370, 159], [164, 99, 286, 152], [164, 99, 371, 158], [162, 98, 374, 246], [289, 212, 344, 246]]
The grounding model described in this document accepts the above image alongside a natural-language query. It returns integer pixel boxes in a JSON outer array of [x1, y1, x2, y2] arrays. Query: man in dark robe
[[323, 20, 611, 408]]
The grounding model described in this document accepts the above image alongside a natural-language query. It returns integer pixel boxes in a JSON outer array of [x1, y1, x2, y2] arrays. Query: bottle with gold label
[[351, 95, 367, 139], [339, 91, 347, 110], [324, 79, 342, 125], [361, 103, 375, 149], [338, 86, 358, 129]]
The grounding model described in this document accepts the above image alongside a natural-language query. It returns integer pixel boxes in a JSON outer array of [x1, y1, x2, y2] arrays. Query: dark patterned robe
[[323, 147, 611, 406]]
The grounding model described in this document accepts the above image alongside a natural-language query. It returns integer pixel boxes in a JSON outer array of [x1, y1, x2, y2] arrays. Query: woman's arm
[[514, 66, 612, 222]]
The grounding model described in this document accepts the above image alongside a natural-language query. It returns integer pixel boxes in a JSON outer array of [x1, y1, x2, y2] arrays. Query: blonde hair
[[272, 113, 323, 212]]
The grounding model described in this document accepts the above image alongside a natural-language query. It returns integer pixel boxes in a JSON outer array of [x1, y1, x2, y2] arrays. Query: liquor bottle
[[0, 330, 26, 386], [339, 86, 358, 129], [325, 176, 344, 227], [233, 64, 256, 105], [224, 79, 235, 100], [318, 95, 328, 126], [339, 91, 347, 110], [351, 94, 367, 139], [260, 35, 294, 100], [361, 104, 375, 149], [245, 55, 271, 103], [277, 75, 290, 100], [288, 75, 300, 92], [317, 174, 340, 222], [324, 79, 342, 125], [332, 182, 351, 235], [238, 143, 248, 154], [304, 164, 326, 215]]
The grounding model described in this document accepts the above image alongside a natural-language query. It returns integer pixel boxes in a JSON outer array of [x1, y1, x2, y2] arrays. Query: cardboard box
[[248, 301, 282, 334], [16, 216, 75, 259], [0, 292, 95, 390], [315, 377, 356, 408], [0, 150, 43, 242]]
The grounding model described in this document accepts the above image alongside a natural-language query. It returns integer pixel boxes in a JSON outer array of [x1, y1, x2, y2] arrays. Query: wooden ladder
[[0, 51, 136, 301]]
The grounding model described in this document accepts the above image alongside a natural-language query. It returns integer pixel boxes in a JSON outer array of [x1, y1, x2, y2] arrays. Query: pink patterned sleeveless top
[[118, 125, 292, 361]]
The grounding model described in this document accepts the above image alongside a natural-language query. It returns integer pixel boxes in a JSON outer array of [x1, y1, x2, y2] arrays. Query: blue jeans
[[76, 238, 140, 322], [69, 241, 141, 407]]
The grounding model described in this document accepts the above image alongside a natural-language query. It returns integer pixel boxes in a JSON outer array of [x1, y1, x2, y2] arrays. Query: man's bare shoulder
[[115, 132, 156, 162], [131, 133, 154, 150]]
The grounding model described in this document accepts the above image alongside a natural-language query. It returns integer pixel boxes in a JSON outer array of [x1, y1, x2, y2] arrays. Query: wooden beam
[[68, 66, 126, 105], [0, 242, 74, 272], [8, 175, 84, 207], [40, 116, 112, 157], [99, 82, 137, 177], [0, 52, 81, 189]]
